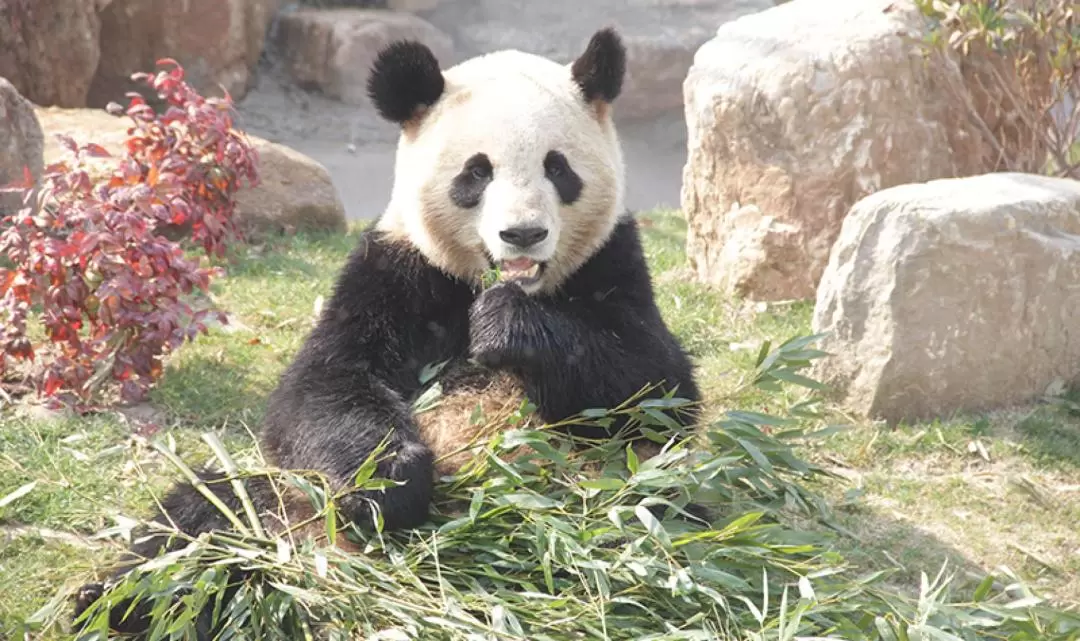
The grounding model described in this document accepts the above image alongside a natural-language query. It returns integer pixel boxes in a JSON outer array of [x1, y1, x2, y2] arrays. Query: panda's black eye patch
[[451, 153, 493, 209], [544, 150, 582, 205]]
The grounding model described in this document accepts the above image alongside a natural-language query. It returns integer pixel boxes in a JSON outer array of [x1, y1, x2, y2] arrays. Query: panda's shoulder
[[601, 214, 646, 259], [340, 228, 423, 272], [564, 214, 649, 291], [336, 228, 436, 283], [330, 228, 475, 308]]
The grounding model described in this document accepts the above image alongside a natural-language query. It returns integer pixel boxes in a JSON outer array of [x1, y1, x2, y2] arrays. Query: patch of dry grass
[[802, 405, 1080, 609]]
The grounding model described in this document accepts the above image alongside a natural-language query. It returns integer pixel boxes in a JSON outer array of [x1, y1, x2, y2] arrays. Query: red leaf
[[83, 143, 113, 158], [8, 339, 34, 361], [43, 373, 64, 396], [56, 134, 79, 154]]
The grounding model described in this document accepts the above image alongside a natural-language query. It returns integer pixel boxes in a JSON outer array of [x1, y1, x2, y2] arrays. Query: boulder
[[0, 0, 102, 107], [0, 79, 44, 214], [234, 139, 347, 234], [681, 0, 989, 301], [87, 0, 282, 108], [34, 107, 131, 166], [812, 173, 1080, 425], [33, 107, 346, 234], [276, 8, 454, 107], [619, 32, 714, 121]]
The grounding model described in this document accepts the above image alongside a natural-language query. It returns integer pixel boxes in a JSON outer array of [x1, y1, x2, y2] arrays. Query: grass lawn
[[1, 210, 1078, 636]]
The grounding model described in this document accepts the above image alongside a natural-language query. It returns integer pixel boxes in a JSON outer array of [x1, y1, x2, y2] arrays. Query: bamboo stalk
[[152, 438, 251, 537], [203, 432, 267, 539]]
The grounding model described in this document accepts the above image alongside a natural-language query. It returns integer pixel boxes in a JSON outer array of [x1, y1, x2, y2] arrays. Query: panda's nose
[[499, 226, 549, 248]]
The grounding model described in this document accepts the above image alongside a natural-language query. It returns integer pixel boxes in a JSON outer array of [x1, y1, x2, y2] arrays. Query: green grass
[[637, 214, 813, 418], [803, 406, 1080, 606], [2, 210, 1079, 637]]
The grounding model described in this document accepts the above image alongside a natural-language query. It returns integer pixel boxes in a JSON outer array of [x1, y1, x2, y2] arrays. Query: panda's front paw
[[469, 282, 530, 368], [476, 280, 527, 308], [471, 281, 527, 324], [73, 582, 104, 621]]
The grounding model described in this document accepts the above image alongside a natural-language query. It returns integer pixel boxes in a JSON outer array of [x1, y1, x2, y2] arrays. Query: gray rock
[[88, 0, 282, 107], [276, 8, 454, 106], [234, 138, 347, 234], [0, 0, 102, 107], [681, 0, 990, 302], [812, 173, 1080, 425], [0, 78, 44, 215]]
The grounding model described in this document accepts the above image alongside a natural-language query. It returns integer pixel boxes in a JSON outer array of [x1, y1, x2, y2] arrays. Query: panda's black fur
[[72, 27, 702, 638], [365, 39, 445, 123], [570, 27, 627, 104]]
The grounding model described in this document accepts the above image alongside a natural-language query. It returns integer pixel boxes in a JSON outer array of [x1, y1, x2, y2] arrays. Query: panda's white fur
[[375, 49, 626, 296]]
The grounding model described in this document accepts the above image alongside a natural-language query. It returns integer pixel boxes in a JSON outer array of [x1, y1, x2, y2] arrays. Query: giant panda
[[72, 26, 701, 637]]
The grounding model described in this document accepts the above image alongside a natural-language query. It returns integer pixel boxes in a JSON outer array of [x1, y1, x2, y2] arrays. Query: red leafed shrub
[[120, 60, 259, 258], [0, 60, 259, 407]]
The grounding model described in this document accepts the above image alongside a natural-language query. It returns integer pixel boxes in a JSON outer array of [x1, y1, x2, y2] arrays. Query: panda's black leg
[[333, 431, 436, 532], [73, 582, 104, 624]]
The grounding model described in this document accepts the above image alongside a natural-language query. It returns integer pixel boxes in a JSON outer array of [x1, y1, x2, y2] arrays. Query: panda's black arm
[[469, 218, 700, 437], [262, 363, 442, 530], [260, 232, 474, 530], [471, 286, 698, 432]]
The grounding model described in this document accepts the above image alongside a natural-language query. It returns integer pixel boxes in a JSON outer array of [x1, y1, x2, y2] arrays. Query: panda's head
[[369, 28, 627, 295]]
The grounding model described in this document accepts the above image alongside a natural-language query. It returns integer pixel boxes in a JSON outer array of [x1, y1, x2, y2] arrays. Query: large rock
[[0, 79, 44, 214], [681, 0, 989, 302], [33, 107, 131, 165], [235, 139, 347, 234], [812, 173, 1080, 425], [620, 31, 715, 121], [33, 107, 346, 234], [0, 0, 102, 107], [276, 8, 454, 107], [87, 0, 282, 108]]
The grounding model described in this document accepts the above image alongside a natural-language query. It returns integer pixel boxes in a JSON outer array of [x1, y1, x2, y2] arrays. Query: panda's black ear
[[570, 27, 626, 104], [366, 40, 446, 124]]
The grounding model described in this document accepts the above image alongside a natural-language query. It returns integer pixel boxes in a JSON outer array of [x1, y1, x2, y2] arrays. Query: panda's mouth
[[498, 257, 545, 284]]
